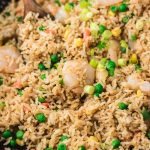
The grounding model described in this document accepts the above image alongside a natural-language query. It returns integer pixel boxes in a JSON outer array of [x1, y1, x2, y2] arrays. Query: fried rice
[[0, 0, 150, 150]]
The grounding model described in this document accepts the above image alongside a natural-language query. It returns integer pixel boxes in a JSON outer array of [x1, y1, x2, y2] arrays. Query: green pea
[[38, 63, 46, 71], [79, 145, 86, 150], [118, 102, 128, 110], [106, 60, 116, 69], [2, 130, 11, 139], [94, 83, 103, 95], [99, 25, 107, 34], [35, 113, 46, 123], [51, 54, 59, 64], [57, 143, 67, 150], [9, 139, 16, 148], [118, 3, 128, 12], [112, 139, 121, 149], [38, 97, 46, 103], [110, 6, 118, 12], [16, 130, 24, 139]]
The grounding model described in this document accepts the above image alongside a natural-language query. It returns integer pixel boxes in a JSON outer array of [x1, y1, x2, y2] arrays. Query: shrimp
[[0, 46, 21, 73], [108, 40, 120, 64], [126, 74, 142, 90], [0, 23, 17, 43], [139, 81, 150, 96], [96, 0, 123, 6], [62, 60, 95, 94]]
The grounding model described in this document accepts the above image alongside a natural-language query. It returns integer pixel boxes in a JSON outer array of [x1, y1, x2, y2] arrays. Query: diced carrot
[[23, 104, 31, 113], [45, 29, 56, 34], [13, 81, 22, 89], [84, 28, 91, 40], [42, 103, 49, 108]]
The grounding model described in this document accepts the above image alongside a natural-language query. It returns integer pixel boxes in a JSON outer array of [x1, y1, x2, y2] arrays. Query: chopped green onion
[[5, 11, 11, 16], [90, 22, 99, 38], [141, 107, 150, 120], [38, 25, 46, 31], [120, 47, 126, 53], [38, 97, 46, 103], [118, 58, 126, 67], [97, 41, 106, 50], [84, 85, 95, 95], [60, 135, 69, 142], [54, 0, 61, 6], [135, 64, 142, 72], [79, 0, 90, 8], [146, 131, 150, 140], [17, 16, 23, 22], [120, 40, 128, 48], [79, 146, 86, 150], [59, 79, 64, 85], [90, 49, 95, 56], [64, 2, 75, 12], [0, 76, 3, 86], [79, 9, 93, 21], [102, 30, 112, 40], [131, 34, 137, 41], [122, 16, 130, 24], [40, 74, 46, 80], [17, 89, 23, 96], [0, 101, 6, 109], [89, 59, 98, 68]]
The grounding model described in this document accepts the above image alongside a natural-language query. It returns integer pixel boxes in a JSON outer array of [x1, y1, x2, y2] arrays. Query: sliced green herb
[[39, 25, 46, 31], [97, 41, 106, 50], [17, 89, 23, 96], [40, 74, 46, 80]]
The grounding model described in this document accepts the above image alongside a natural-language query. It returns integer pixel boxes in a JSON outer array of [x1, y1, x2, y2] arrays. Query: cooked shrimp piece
[[0, 23, 17, 43], [126, 74, 142, 90], [0, 46, 21, 73], [62, 60, 95, 94], [96, 0, 123, 6], [108, 40, 120, 64], [139, 81, 150, 96]]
